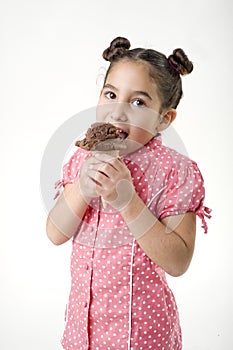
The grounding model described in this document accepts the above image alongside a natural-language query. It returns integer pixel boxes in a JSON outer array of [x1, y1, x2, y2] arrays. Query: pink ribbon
[[197, 206, 212, 233]]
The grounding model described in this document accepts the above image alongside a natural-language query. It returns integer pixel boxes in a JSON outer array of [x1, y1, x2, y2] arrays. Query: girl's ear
[[157, 109, 177, 131]]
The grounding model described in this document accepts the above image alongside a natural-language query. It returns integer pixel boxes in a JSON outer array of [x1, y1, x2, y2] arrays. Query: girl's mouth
[[116, 128, 129, 139]]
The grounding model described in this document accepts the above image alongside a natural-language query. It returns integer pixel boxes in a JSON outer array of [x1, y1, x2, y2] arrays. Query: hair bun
[[168, 48, 193, 75], [103, 37, 131, 62]]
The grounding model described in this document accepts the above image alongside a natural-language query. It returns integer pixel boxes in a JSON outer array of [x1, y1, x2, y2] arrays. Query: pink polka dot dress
[[56, 134, 211, 350]]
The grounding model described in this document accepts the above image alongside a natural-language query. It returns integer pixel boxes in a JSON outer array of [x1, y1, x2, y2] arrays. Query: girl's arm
[[92, 154, 196, 277], [120, 192, 196, 277], [46, 182, 90, 245]]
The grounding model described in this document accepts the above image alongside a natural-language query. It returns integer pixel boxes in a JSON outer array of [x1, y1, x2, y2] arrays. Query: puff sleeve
[[54, 148, 89, 199], [152, 160, 211, 233]]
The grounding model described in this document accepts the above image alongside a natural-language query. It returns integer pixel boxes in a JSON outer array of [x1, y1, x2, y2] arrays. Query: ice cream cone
[[75, 123, 126, 209]]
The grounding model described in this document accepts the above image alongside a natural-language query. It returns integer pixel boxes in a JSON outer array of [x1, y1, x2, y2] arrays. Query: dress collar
[[123, 134, 162, 162], [146, 133, 162, 149]]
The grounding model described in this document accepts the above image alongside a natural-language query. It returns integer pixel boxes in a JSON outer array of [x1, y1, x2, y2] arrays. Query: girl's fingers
[[88, 169, 106, 184], [94, 153, 123, 170], [94, 152, 116, 162], [82, 153, 133, 204], [91, 169, 112, 187], [88, 159, 120, 178]]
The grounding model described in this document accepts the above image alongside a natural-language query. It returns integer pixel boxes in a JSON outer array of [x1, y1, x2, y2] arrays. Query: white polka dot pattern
[[61, 243, 182, 350], [58, 135, 210, 349]]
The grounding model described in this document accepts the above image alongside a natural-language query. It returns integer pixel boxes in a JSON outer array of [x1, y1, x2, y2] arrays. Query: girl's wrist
[[120, 191, 143, 217], [107, 180, 135, 212], [120, 192, 158, 240]]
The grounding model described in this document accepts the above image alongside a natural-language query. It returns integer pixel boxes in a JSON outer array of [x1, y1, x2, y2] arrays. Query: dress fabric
[[57, 135, 211, 350]]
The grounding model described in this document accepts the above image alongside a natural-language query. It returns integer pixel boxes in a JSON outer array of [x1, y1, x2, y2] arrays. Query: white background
[[0, 0, 232, 349]]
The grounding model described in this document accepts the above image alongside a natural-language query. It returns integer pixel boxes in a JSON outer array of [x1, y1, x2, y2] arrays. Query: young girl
[[47, 37, 211, 350]]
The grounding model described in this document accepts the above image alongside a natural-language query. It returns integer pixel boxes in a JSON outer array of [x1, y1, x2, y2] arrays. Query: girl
[[47, 37, 211, 350]]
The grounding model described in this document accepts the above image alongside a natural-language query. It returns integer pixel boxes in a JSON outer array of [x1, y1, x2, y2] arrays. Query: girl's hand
[[89, 152, 135, 211]]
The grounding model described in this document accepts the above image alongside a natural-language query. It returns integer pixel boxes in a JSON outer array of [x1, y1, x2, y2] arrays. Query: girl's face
[[97, 60, 167, 153]]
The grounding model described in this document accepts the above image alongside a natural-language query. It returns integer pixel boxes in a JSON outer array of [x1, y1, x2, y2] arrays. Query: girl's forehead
[[108, 59, 150, 76], [106, 60, 156, 88]]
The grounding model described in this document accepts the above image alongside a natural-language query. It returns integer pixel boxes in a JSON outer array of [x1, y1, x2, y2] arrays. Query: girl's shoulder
[[144, 137, 211, 233], [135, 135, 199, 173]]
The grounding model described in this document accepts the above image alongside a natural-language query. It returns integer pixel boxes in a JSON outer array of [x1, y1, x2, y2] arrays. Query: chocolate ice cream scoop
[[75, 122, 127, 208], [75, 122, 127, 151]]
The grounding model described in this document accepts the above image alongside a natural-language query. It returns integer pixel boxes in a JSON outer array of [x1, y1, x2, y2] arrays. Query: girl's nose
[[110, 102, 128, 122]]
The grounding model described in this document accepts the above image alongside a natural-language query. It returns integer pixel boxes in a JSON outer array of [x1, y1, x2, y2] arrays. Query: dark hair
[[102, 37, 193, 111]]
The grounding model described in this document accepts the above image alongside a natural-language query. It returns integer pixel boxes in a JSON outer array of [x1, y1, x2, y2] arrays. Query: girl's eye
[[132, 98, 145, 107], [105, 91, 116, 100]]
